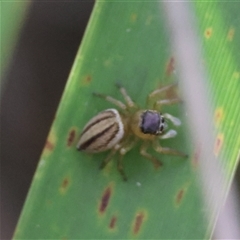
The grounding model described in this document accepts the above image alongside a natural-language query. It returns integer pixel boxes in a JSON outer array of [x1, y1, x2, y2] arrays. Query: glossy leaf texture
[[14, 2, 240, 239]]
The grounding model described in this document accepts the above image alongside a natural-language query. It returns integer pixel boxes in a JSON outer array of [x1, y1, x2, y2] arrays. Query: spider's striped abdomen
[[77, 109, 124, 153]]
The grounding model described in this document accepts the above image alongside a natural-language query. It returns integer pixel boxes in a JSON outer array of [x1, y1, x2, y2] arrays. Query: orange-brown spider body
[[77, 83, 187, 181]]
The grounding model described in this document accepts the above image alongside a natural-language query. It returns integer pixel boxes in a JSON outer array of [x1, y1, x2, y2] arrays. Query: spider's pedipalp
[[159, 129, 177, 139], [163, 113, 182, 126]]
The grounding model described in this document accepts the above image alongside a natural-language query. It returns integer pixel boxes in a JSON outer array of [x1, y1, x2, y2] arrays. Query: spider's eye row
[[140, 110, 165, 135]]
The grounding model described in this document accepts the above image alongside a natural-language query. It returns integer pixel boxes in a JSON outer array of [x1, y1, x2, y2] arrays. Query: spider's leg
[[153, 141, 188, 158], [149, 83, 177, 98], [116, 137, 137, 181], [140, 142, 162, 168], [147, 83, 177, 107], [93, 92, 127, 110], [99, 149, 117, 169], [154, 98, 182, 110], [117, 155, 128, 181], [116, 82, 136, 109]]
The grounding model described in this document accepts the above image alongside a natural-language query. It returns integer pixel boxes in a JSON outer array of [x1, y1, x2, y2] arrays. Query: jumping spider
[[77, 83, 187, 181]]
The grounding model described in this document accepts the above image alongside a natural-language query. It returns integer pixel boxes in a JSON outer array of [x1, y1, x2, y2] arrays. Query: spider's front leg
[[147, 83, 181, 109], [153, 140, 188, 158], [140, 142, 162, 169], [93, 92, 127, 110], [115, 82, 136, 109]]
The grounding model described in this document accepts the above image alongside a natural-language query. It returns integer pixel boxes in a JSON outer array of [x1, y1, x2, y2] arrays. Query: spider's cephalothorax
[[140, 110, 165, 135], [77, 83, 187, 181]]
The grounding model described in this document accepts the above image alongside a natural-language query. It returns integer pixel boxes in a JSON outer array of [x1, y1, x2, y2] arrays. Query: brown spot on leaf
[[227, 27, 235, 41], [166, 57, 175, 76], [174, 183, 190, 207], [62, 178, 69, 188], [45, 140, 54, 151], [130, 13, 137, 22], [214, 107, 224, 127], [83, 75, 92, 84], [109, 215, 117, 229], [43, 131, 56, 156], [59, 177, 70, 194], [214, 133, 224, 157], [204, 27, 213, 39], [67, 129, 76, 147], [99, 186, 112, 214], [154, 160, 162, 169], [176, 189, 185, 205], [133, 211, 146, 235]]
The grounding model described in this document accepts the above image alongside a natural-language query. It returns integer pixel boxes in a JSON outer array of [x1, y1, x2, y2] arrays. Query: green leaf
[[14, 2, 240, 239]]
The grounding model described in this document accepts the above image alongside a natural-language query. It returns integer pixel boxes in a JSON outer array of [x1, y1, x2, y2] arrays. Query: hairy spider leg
[[140, 142, 162, 169], [99, 148, 118, 169], [147, 83, 181, 109], [100, 137, 137, 180], [116, 137, 138, 181], [93, 92, 127, 110], [117, 156, 127, 181], [154, 98, 182, 109], [148, 83, 177, 99], [115, 82, 136, 108], [153, 141, 188, 158]]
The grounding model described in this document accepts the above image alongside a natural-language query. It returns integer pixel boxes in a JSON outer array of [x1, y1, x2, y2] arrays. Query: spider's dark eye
[[141, 110, 163, 135]]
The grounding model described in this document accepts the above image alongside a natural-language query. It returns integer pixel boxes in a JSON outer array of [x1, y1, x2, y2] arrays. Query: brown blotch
[[44, 140, 54, 151], [59, 177, 70, 194], [133, 212, 145, 235], [214, 107, 224, 126], [83, 75, 92, 84], [109, 216, 117, 229], [67, 129, 76, 146], [214, 133, 224, 157], [99, 187, 112, 214], [62, 178, 69, 189], [131, 13, 137, 22], [204, 27, 213, 39], [175, 188, 185, 206], [227, 27, 235, 41], [166, 57, 175, 76], [154, 160, 162, 169]]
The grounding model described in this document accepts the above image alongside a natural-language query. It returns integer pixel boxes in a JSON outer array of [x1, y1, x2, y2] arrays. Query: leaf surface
[[14, 2, 240, 239]]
